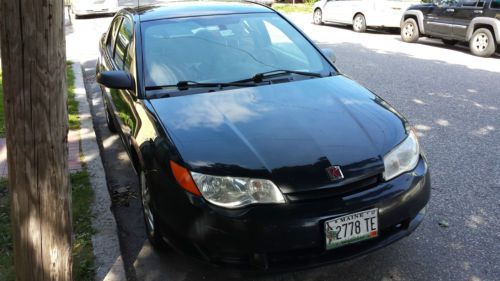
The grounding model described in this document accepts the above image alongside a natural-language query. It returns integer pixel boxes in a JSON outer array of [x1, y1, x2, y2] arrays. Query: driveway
[[66, 10, 500, 281]]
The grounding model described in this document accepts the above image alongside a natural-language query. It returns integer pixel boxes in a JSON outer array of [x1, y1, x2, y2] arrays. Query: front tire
[[353, 14, 366, 33], [139, 170, 169, 250], [469, 28, 496, 57], [313, 9, 323, 25], [401, 18, 419, 43]]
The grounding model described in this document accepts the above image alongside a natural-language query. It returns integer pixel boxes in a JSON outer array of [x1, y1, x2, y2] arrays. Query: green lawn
[[67, 61, 80, 130], [272, 3, 315, 14]]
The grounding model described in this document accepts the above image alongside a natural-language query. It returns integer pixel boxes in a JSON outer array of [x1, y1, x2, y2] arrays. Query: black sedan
[[96, 1, 430, 271]]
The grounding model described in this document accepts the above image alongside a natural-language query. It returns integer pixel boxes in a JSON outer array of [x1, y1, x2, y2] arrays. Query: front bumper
[[156, 157, 430, 272]]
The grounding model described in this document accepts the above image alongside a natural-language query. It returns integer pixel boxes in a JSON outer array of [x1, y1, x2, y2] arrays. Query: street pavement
[[66, 8, 500, 281]]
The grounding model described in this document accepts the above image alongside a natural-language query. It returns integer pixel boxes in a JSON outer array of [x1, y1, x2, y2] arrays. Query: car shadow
[[322, 22, 400, 35], [394, 37, 500, 59]]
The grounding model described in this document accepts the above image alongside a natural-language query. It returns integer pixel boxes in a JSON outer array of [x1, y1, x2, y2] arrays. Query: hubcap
[[140, 172, 155, 237], [354, 16, 363, 30], [473, 33, 489, 52], [314, 10, 321, 24], [403, 23, 414, 38]]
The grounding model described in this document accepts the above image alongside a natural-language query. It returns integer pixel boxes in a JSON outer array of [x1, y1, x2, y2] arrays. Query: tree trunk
[[0, 0, 72, 280]]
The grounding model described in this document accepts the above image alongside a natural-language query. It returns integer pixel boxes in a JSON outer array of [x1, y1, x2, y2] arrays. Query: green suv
[[401, 0, 500, 57]]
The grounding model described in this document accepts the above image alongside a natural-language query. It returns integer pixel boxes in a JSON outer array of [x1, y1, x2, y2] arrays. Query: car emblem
[[326, 166, 344, 181]]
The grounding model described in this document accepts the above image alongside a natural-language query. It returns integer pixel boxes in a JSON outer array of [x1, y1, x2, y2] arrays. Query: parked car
[[71, 0, 119, 18], [97, 1, 430, 270], [313, 0, 421, 32], [250, 0, 275, 7], [401, 0, 500, 57]]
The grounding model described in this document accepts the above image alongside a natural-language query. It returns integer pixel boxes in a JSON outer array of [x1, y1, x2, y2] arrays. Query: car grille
[[285, 174, 381, 202]]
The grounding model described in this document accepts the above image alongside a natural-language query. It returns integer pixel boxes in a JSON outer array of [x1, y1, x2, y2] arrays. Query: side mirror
[[321, 48, 336, 64], [97, 70, 133, 90]]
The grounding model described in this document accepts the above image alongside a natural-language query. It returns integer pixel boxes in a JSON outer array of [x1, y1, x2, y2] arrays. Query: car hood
[[150, 76, 408, 193]]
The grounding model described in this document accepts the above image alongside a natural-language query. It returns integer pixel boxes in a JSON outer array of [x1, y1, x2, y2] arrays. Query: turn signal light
[[170, 161, 201, 196]]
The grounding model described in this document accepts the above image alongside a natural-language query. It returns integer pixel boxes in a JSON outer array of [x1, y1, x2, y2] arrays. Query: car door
[[452, 0, 485, 39], [323, 0, 342, 22], [424, 0, 460, 36]]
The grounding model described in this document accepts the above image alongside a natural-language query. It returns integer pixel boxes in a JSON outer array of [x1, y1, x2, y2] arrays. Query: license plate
[[325, 208, 379, 250]]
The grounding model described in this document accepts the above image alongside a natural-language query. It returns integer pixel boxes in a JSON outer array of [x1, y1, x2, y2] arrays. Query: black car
[[97, 1, 430, 271], [401, 0, 500, 57]]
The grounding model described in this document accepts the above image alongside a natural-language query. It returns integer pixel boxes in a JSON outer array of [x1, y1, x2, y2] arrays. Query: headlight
[[190, 173, 285, 208], [383, 130, 420, 181]]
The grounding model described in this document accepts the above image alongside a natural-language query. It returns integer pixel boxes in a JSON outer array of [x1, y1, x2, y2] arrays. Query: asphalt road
[[66, 10, 500, 281]]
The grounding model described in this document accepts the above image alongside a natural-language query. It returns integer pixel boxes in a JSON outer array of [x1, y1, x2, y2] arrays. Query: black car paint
[[408, 0, 500, 41], [97, 2, 431, 270]]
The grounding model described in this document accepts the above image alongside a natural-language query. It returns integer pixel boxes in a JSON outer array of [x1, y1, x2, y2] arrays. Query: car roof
[[124, 1, 274, 22]]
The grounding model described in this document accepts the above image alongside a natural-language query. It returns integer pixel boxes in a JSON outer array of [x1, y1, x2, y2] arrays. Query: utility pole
[[0, 0, 72, 280]]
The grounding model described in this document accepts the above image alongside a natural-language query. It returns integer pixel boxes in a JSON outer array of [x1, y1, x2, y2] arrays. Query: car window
[[107, 17, 123, 57], [114, 18, 134, 70], [141, 13, 333, 89], [435, 0, 460, 7], [492, 0, 500, 8], [460, 0, 479, 6]]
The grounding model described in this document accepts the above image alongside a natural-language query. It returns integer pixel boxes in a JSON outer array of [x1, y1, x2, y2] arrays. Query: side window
[[436, 0, 460, 7], [114, 18, 134, 70], [107, 17, 123, 57], [461, 0, 478, 7], [492, 0, 500, 8]]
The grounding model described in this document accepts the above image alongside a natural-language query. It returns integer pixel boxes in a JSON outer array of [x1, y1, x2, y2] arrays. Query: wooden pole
[[0, 0, 72, 280]]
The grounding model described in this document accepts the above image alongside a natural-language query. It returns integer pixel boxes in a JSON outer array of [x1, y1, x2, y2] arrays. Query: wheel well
[[403, 15, 421, 32], [353, 12, 364, 21], [473, 24, 496, 41]]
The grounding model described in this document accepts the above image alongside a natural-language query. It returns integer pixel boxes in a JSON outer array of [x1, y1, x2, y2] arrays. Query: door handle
[[446, 8, 455, 12], [474, 10, 483, 14]]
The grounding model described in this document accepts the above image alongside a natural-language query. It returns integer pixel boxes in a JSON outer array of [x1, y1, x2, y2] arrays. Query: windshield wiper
[[146, 80, 258, 92], [233, 69, 323, 84]]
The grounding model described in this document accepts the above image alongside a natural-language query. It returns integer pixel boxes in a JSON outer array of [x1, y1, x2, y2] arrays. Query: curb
[[73, 63, 126, 281]]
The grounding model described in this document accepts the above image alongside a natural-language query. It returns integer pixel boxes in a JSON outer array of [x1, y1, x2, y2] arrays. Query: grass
[[272, 3, 315, 14], [0, 179, 14, 281], [0, 173, 96, 281], [67, 61, 80, 130], [71, 170, 96, 281]]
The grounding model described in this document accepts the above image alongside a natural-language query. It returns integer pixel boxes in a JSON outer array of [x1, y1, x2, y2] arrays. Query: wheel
[[442, 39, 458, 46], [401, 18, 419, 43], [104, 100, 117, 133], [139, 170, 169, 250], [469, 28, 496, 57], [313, 9, 323, 25], [353, 14, 366, 33]]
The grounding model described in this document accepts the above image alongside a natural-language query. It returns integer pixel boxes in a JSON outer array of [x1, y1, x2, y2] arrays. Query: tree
[[0, 0, 72, 280]]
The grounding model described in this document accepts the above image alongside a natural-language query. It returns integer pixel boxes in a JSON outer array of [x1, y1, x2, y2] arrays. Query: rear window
[[492, 0, 500, 8]]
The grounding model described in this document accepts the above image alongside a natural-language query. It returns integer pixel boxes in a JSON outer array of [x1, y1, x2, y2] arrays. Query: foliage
[[272, 3, 315, 13]]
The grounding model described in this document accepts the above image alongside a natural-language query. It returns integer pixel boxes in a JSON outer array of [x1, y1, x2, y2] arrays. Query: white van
[[312, 0, 421, 32]]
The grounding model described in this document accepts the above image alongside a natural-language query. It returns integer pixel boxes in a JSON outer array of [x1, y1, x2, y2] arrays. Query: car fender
[[313, 0, 328, 11], [466, 17, 500, 44], [401, 10, 425, 35]]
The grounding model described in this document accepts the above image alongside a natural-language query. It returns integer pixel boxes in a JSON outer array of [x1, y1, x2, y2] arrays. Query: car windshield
[[141, 13, 334, 91]]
